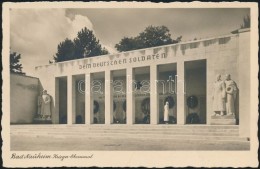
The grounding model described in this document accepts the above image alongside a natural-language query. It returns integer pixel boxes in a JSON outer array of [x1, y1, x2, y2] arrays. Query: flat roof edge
[[35, 33, 241, 68], [10, 72, 39, 79]]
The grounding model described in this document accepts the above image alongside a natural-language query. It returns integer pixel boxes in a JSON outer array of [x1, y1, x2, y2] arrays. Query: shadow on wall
[[10, 74, 39, 124], [235, 89, 239, 125]]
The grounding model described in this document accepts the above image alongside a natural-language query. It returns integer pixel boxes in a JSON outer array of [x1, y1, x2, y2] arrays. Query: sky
[[10, 8, 249, 76]]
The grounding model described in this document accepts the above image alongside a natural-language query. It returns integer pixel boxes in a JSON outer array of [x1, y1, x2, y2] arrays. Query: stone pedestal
[[210, 115, 236, 125], [33, 115, 52, 124]]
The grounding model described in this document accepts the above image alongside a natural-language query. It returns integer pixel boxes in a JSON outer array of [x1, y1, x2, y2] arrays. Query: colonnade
[[66, 62, 186, 125]]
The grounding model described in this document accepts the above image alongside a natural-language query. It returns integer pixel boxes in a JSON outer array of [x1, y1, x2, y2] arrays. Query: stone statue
[[164, 101, 169, 124], [212, 74, 226, 116], [40, 90, 52, 120], [224, 74, 237, 116]]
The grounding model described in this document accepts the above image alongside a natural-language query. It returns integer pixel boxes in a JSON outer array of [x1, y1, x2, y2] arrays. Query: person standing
[[212, 74, 226, 116], [164, 102, 169, 124], [41, 90, 52, 120], [224, 74, 237, 116]]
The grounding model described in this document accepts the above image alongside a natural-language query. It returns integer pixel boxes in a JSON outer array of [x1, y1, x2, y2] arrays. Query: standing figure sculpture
[[212, 74, 226, 116], [41, 90, 52, 120], [164, 101, 169, 124], [224, 74, 237, 116]]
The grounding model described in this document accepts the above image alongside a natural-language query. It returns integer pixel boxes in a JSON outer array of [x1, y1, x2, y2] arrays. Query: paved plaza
[[11, 135, 250, 151]]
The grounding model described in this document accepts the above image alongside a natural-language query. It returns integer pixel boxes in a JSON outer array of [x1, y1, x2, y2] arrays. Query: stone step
[[10, 131, 247, 142], [11, 130, 239, 136], [10, 127, 239, 132], [11, 125, 239, 132], [11, 125, 240, 136], [11, 124, 239, 129], [10, 125, 247, 143], [11, 131, 239, 137]]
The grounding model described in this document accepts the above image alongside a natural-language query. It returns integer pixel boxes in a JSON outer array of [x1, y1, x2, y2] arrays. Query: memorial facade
[[20, 28, 250, 137]]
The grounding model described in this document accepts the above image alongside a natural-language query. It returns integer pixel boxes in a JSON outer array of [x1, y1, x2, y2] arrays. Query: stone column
[[54, 78, 60, 124], [67, 75, 76, 125], [177, 61, 185, 124], [150, 65, 159, 124], [206, 60, 213, 125], [126, 68, 135, 124], [105, 71, 113, 124], [85, 73, 93, 124]]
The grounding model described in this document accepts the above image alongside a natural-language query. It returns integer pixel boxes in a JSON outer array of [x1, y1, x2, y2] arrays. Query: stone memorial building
[[10, 28, 250, 138]]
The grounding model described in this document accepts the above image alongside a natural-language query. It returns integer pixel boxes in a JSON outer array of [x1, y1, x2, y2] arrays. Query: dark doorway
[[184, 59, 207, 124]]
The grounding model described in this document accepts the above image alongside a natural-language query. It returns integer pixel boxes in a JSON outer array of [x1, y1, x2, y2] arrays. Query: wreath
[[186, 95, 198, 109], [164, 96, 175, 108], [93, 100, 99, 114], [123, 100, 126, 112], [141, 98, 150, 114]]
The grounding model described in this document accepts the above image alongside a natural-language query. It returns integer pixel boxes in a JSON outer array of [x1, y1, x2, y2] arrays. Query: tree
[[115, 37, 140, 52], [115, 25, 182, 52], [138, 26, 173, 48], [10, 52, 25, 75], [74, 27, 109, 58], [54, 38, 75, 62], [54, 27, 109, 62], [231, 15, 251, 34], [240, 15, 250, 29]]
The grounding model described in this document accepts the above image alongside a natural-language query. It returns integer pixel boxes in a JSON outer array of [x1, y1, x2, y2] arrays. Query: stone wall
[[238, 29, 250, 137], [10, 73, 40, 124]]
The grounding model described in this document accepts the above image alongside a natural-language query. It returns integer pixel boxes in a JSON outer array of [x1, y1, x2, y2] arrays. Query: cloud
[[10, 9, 93, 76], [67, 15, 93, 39]]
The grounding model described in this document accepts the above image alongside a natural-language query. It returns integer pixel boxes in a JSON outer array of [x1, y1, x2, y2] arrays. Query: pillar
[[126, 68, 135, 124], [206, 60, 212, 125], [67, 75, 76, 125], [177, 61, 185, 124], [150, 65, 159, 124], [85, 73, 93, 124], [54, 78, 60, 124], [105, 71, 113, 124]]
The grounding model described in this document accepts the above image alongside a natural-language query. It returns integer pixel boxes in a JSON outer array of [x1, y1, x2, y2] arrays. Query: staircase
[[11, 124, 248, 142]]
